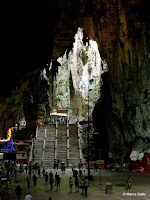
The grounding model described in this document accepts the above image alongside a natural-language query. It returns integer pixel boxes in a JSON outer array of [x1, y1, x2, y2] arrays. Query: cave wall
[[0, 81, 30, 138], [0, 68, 51, 137], [79, 0, 150, 157], [24, 69, 50, 134]]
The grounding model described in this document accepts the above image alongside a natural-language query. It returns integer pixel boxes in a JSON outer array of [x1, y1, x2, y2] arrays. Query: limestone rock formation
[[81, 0, 150, 159], [56, 28, 102, 120], [0, 68, 50, 137]]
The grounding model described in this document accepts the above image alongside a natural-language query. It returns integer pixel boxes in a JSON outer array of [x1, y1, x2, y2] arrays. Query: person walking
[[45, 172, 48, 185], [68, 177, 73, 194], [49, 175, 54, 191], [32, 174, 37, 186], [84, 176, 89, 196], [56, 175, 61, 191], [27, 175, 31, 188], [126, 178, 132, 193], [25, 192, 33, 200], [79, 169, 82, 179], [75, 176, 79, 192], [80, 177, 84, 194], [54, 172, 58, 185], [49, 171, 53, 180], [15, 185, 22, 200]]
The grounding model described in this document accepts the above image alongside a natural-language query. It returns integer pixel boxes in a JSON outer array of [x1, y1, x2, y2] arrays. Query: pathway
[[2, 168, 150, 200]]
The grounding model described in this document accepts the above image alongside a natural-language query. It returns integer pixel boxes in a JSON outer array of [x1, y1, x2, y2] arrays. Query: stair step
[[33, 125, 82, 166]]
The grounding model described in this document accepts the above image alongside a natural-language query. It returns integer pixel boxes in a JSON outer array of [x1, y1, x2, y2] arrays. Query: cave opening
[[54, 27, 106, 120], [50, 27, 109, 162]]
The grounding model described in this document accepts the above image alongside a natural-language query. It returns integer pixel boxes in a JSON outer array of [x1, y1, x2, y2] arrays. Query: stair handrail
[[54, 121, 58, 161], [77, 121, 82, 160], [36, 127, 38, 139], [44, 128, 47, 138], [42, 129, 46, 161], [67, 121, 69, 164], [30, 138, 34, 161]]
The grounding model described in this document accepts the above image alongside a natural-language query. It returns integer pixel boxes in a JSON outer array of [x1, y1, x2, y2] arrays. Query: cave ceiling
[[1, 0, 79, 96], [1, 0, 149, 96]]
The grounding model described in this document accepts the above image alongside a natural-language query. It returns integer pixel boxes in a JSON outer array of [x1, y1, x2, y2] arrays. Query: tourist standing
[[126, 178, 132, 193], [80, 177, 84, 194], [32, 174, 37, 186], [25, 192, 33, 200], [84, 176, 89, 196], [68, 177, 73, 194], [49, 171, 53, 180], [54, 172, 58, 185], [27, 175, 31, 188], [45, 172, 48, 185], [49, 175, 54, 191], [15, 185, 22, 200], [75, 176, 79, 192], [56, 175, 61, 191]]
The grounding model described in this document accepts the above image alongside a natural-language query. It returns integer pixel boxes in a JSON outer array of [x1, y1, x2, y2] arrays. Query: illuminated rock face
[[56, 28, 102, 120]]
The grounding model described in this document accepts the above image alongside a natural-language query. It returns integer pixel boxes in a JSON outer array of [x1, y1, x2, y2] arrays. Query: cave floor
[[2, 168, 150, 200]]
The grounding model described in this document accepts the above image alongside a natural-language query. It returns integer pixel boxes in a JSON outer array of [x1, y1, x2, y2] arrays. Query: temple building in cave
[[0, 0, 150, 175]]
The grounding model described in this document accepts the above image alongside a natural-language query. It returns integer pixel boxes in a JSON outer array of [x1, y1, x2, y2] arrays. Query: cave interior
[[0, 0, 150, 171]]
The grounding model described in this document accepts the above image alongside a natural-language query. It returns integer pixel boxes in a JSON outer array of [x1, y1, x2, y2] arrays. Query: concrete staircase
[[56, 125, 67, 163], [32, 123, 82, 167], [43, 125, 56, 168], [69, 124, 80, 165], [33, 127, 45, 163]]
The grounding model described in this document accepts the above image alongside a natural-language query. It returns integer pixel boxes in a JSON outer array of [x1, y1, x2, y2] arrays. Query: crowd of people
[[13, 162, 90, 199], [0, 160, 17, 194], [68, 175, 89, 196], [0, 160, 135, 200]]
